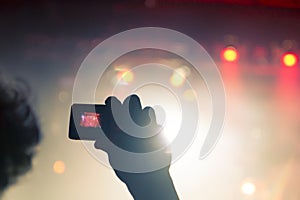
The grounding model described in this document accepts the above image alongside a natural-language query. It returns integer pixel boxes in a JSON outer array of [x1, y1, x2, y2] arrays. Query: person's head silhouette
[[0, 73, 41, 195]]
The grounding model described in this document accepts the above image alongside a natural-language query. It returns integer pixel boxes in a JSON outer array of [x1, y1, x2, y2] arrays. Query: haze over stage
[[1, 1, 300, 200]]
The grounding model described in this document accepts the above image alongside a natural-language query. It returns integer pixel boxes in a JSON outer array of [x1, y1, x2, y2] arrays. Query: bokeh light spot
[[122, 71, 134, 82], [58, 91, 69, 102], [170, 67, 188, 87], [222, 46, 238, 62], [241, 181, 256, 195], [53, 160, 66, 174], [282, 53, 298, 67], [183, 89, 197, 101], [116, 68, 134, 83]]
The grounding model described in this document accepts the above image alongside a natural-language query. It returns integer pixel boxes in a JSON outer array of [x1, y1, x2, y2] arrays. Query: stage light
[[222, 46, 238, 62], [282, 53, 298, 67]]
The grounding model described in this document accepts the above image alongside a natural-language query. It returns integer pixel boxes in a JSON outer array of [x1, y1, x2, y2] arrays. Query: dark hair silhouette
[[0, 73, 41, 192]]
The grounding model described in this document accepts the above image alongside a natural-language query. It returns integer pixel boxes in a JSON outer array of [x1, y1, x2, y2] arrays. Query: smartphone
[[69, 104, 105, 140]]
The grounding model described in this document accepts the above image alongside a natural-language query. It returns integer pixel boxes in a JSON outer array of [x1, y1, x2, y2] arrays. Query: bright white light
[[133, 84, 182, 143], [161, 110, 181, 142], [241, 181, 256, 195]]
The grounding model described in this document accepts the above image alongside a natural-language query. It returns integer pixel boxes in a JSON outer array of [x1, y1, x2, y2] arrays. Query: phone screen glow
[[80, 112, 101, 128]]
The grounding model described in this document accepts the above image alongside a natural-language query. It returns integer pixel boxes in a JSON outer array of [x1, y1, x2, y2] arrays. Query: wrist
[[115, 167, 179, 200]]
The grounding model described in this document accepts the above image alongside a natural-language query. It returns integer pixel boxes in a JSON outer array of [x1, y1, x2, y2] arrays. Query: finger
[[123, 95, 148, 126], [123, 94, 142, 112], [143, 106, 157, 126], [94, 139, 106, 151], [123, 95, 144, 126], [105, 96, 122, 109], [105, 96, 122, 118], [102, 96, 123, 135]]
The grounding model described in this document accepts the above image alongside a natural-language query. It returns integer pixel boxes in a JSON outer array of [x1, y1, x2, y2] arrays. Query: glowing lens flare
[[115, 67, 134, 84], [183, 89, 197, 101], [222, 46, 238, 62], [53, 160, 66, 174], [282, 53, 298, 67], [170, 67, 189, 87], [121, 71, 134, 82], [241, 181, 256, 195]]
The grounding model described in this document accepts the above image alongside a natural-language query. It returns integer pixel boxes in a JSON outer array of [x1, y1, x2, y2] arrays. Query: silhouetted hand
[[94, 95, 179, 200]]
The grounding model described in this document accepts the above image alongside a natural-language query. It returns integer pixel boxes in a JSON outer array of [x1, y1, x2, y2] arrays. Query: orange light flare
[[53, 160, 66, 174], [281, 52, 298, 67], [115, 68, 134, 83], [222, 46, 239, 62]]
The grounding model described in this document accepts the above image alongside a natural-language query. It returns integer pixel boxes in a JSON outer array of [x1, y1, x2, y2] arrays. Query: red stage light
[[282, 53, 298, 67], [222, 46, 238, 62]]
